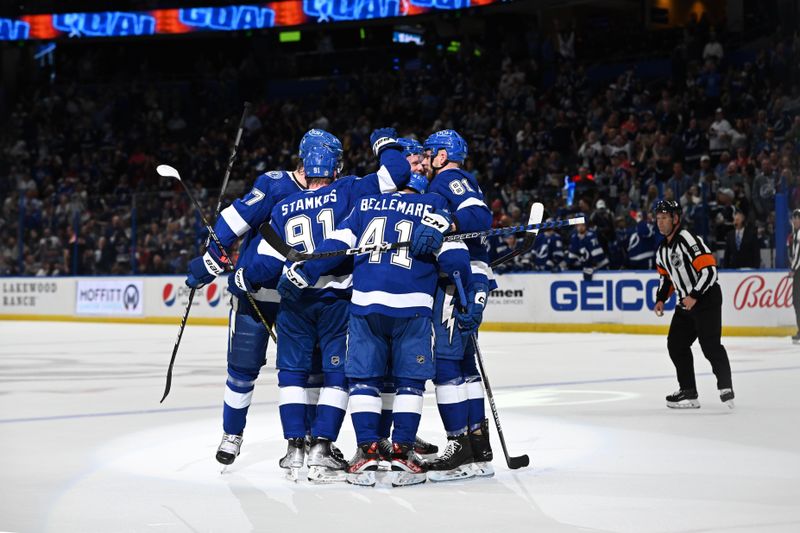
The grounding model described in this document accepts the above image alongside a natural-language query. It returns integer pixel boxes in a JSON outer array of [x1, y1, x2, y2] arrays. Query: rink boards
[[0, 270, 793, 336]]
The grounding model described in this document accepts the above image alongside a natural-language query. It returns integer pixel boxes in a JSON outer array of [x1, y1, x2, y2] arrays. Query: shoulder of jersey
[[265, 170, 286, 180]]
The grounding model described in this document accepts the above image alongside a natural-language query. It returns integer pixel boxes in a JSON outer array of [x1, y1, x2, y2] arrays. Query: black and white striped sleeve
[[791, 230, 800, 272], [655, 247, 674, 303], [681, 231, 717, 298]]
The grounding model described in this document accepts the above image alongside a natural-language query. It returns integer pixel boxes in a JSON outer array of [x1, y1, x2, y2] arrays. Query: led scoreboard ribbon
[[0, 0, 501, 41]]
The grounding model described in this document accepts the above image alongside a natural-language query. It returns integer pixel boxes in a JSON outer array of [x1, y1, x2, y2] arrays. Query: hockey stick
[[158, 103, 253, 403], [260, 214, 584, 263], [489, 202, 544, 268], [452, 271, 531, 470]]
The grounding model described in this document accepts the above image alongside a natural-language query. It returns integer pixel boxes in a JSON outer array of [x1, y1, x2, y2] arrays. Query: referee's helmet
[[653, 200, 682, 217]]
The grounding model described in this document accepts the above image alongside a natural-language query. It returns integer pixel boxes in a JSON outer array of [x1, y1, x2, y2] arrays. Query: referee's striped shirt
[[791, 228, 800, 272], [655, 227, 718, 305]]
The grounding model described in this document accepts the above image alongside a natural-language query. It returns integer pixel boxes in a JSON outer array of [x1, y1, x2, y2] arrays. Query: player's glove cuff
[[285, 263, 310, 289]]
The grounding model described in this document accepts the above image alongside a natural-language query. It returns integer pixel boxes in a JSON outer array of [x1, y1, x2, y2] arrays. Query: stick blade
[[526, 202, 545, 233], [156, 164, 180, 180], [507, 455, 531, 470]]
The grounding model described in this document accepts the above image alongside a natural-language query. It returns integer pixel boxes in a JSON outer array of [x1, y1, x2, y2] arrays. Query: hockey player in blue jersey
[[276, 172, 473, 487], [373, 137, 440, 462], [229, 128, 411, 482], [626, 213, 659, 270], [533, 221, 567, 272], [567, 216, 610, 280], [184, 129, 342, 467], [407, 129, 496, 481]]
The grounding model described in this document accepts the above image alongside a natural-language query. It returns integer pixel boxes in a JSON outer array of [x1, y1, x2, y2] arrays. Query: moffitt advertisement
[[76, 280, 144, 315]]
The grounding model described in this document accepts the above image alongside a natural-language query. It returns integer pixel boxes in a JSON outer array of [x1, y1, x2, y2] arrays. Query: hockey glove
[[409, 209, 452, 257], [583, 267, 594, 281], [455, 282, 489, 332], [370, 127, 400, 157], [277, 263, 310, 303], [227, 267, 256, 299], [186, 242, 229, 288]]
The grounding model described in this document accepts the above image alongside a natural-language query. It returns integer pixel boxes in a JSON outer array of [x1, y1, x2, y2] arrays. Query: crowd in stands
[[1, 14, 798, 276]]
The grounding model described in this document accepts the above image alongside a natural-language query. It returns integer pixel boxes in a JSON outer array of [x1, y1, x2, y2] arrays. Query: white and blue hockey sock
[[434, 359, 469, 436], [311, 371, 348, 441], [391, 378, 425, 445], [349, 379, 383, 445], [462, 355, 486, 431], [379, 379, 396, 439], [305, 373, 323, 435], [222, 366, 259, 436], [278, 369, 308, 440]]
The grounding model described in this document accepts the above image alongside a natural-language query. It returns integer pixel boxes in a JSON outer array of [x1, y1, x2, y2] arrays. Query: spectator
[[724, 211, 761, 268], [709, 108, 733, 155]]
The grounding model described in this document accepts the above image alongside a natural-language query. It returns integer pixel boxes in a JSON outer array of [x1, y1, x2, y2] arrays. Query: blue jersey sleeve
[[213, 174, 276, 248], [245, 208, 287, 286], [431, 171, 491, 233], [351, 149, 411, 200], [588, 233, 609, 269], [302, 208, 363, 284]]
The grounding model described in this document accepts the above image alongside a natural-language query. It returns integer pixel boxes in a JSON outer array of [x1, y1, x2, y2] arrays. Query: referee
[[652, 200, 734, 409], [789, 209, 800, 343]]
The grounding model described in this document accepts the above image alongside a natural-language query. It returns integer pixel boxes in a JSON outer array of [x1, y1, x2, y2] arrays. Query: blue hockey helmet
[[397, 137, 424, 158], [424, 129, 468, 163], [299, 129, 343, 160], [407, 172, 429, 194], [303, 145, 339, 179]]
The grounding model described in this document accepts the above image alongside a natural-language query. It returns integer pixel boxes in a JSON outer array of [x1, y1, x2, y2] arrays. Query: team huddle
[[185, 128, 496, 487]]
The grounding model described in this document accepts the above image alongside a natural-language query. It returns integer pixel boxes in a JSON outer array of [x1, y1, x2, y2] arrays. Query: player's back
[[234, 170, 305, 270], [347, 192, 466, 318]]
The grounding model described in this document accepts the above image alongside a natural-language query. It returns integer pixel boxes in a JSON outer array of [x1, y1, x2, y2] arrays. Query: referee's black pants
[[666, 284, 732, 391], [793, 271, 800, 333]]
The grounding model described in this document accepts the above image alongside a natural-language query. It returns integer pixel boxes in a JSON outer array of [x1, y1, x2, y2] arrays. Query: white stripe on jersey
[[256, 239, 286, 261], [377, 165, 396, 194], [470, 260, 494, 280], [328, 227, 357, 248], [314, 274, 352, 290], [456, 197, 486, 211], [351, 289, 434, 309], [435, 240, 468, 258], [220, 205, 251, 236], [252, 287, 280, 303]]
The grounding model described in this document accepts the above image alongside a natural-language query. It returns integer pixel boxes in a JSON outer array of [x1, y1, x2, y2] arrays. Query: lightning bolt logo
[[441, 285, 457, 343]]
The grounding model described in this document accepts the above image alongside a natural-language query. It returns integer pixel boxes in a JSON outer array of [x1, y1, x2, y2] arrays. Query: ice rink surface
[[1, 321, 799, 533]]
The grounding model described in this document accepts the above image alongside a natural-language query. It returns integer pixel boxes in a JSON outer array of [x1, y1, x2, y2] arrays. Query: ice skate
[[390, 442, 427, 487], [792, 332, 800, 345], [278, 437, 306, 482], [377, 438, 393, 471], [666, 389, 700, 409], [426, 434, 475, 482], [469, 419, 494, 477], [216, 433, 242, 473], [306, 437, 348, 483], [413, 435, 439, 460], [346, 442, 381, 487], [719, 388, 735, 409]]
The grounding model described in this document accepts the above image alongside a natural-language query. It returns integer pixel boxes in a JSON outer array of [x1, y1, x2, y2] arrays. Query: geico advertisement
[[76, 280, 143, 315], [484, 271, 794, 327], [145, 276, 230, 317]]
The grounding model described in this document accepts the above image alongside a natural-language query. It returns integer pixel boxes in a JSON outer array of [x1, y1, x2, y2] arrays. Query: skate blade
[[378, 460, 391, 471], [307, 466, 347, 484], [427, 464, 476, 483], [415, 453, 439, 461], [346, 471, 376, 487], [471, 461, 495, 477], [391, 471, 427, 487], [285, 467, 302, 482], [220, 465, 230, 475], [793, 339, 800, 345], [667, 400, 701, 409], [724, 399, 735, 409]]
